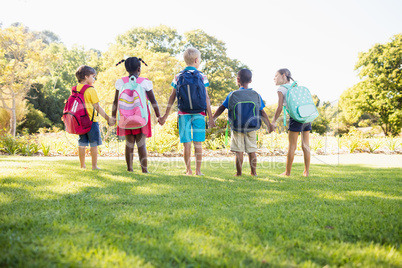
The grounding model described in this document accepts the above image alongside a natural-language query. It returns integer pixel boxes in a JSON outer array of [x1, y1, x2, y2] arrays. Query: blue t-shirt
[[222, 87, 265, 109]]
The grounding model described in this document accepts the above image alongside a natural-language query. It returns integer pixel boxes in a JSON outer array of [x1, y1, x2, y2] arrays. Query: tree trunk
[[11, 92, 16, 137]]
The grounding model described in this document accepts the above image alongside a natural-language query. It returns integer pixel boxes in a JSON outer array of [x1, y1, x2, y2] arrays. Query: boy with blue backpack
[[159, 47, 215, 176], [213, 69, 273, 176]]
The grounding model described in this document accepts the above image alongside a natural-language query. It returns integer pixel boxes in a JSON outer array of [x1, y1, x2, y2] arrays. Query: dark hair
[[238, 69, 252, 84], [277, 68, 294, 82], [75, 65, 96, 82], [115, 57, 148, 73]]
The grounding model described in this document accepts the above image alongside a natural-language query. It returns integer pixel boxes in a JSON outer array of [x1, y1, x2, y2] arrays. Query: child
[[75, 65, 114, 170], [271, 68, 311, 177], [213, 69, 273, 176], [112, 57, 161, 173], [159, 47, 215, 175]]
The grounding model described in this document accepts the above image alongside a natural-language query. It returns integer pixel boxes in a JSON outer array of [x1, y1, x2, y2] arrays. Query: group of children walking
[[68, 48, 312, 177]]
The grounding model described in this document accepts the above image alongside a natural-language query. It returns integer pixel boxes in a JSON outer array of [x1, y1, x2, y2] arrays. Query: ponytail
[[277, 68, 293, 82], [115, 57, 148, 68]]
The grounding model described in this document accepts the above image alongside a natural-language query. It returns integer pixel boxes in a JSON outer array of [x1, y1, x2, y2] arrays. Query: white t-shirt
[[115, 78, 153, 91], [277, 83, 291, 108]]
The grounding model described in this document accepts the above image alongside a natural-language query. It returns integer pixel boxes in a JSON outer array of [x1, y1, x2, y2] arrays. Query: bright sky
[[1, 0, 401, 105]]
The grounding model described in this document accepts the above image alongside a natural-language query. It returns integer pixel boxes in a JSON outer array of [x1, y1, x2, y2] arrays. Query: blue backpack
[[176, 70, 207, 113], [282, 81, 319, 126], [227, 89, 261, 133]]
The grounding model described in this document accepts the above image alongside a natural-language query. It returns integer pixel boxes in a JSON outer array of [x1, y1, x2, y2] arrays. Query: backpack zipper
[[187, 85, 193, 110], [63, 112, 80, 126]]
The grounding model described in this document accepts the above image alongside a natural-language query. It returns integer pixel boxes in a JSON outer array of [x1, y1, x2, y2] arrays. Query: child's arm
[[212, 105, 226, 121], [272, 92, 284, 129], [205, 89, 216, 128], [111, 90, 119, 119], [261, 109, 273, 133], [93, 102, 114, 126], [159, 88, 176, 125], [146, 90, 161, 118]]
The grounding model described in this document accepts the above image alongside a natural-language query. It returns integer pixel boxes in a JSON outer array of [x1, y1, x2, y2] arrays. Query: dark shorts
[[78, 122, 102, 147], [288, 117, 312, 132]]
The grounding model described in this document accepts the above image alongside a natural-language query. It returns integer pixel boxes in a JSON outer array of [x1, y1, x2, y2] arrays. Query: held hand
[[108, 117, 116, 127], [158, 116, 166, 126], [269, 123, 276, 133], [208, 118, 216, 128]]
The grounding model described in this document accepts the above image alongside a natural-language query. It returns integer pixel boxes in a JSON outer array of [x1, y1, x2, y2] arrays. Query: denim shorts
[[288, 117, 312, 132], [178, 114, 206, 143], [78, 122, 102, 147]]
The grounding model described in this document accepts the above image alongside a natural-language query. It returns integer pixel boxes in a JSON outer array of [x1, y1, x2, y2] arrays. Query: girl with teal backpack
[[271, 68, 318, 177]]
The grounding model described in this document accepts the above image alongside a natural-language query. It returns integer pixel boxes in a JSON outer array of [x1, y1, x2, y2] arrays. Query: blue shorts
[[78, 122, 102, 147], [288, 117, 312, 132], [178, 114, 206, 143]]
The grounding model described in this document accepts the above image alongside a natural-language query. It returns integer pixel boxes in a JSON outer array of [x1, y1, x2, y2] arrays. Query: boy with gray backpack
[[213, 69, 273, 176]]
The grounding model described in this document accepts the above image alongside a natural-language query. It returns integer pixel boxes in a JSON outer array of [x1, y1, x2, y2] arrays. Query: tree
[[183, 30, 248, 104], [340, 34, 402, 136], [116, 25, 182, 55], [0, 25, 47, 136]]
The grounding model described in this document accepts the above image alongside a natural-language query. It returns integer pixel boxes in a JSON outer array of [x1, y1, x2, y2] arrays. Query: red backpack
[[62, 85, 95, 135]]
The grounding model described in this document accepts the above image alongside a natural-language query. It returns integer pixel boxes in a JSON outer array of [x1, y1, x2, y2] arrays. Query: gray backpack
[[227, 89, 262, 133]]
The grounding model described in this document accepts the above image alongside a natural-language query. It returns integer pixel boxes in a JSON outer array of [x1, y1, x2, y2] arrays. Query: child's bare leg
[[248, 152, 257, 176], [183, 142, 192, 175], [90, 146, 100, 170], [281, 131, 299, 176], [125, 135, 135, 172], [194, 141, 203, 175], [136, 134, 148, 173], [79, 146, 86, 169], [301, 131, 310, 177], [235, 152, 244, 176]]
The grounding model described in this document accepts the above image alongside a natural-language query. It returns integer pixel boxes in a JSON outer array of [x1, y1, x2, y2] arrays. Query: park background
[[0, 0, 401, 156], [1, 1, 402, 267]]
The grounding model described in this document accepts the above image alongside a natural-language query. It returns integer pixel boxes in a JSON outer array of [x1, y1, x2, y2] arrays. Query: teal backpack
[[282, 81, 318, 126]]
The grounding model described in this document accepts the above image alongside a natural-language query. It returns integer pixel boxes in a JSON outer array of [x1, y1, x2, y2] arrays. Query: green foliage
[[0, 25, 48, 136], [17, 103, 52, 134], [364, 139, 383, 153], [0, 133, 20, 155], [40, 142, 51, 156], [183, 29, 248, 105], [0, 159, 401, 267], [340, 34, 402, 136], [116, 25, 182, 55]]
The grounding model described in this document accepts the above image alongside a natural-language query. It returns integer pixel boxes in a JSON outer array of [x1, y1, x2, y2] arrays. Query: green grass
[[0, 157, 401, 267]]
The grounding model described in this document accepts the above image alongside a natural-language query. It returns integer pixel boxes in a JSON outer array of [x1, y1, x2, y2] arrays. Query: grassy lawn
[[0, 157, 401, 267]]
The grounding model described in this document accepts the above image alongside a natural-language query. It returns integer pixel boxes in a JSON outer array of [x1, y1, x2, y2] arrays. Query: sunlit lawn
[[0, 157, 401, 267]]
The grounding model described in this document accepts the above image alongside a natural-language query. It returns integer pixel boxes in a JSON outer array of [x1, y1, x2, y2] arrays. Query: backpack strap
[[76, 85, 96, 121], [283, 106, 287, 126]]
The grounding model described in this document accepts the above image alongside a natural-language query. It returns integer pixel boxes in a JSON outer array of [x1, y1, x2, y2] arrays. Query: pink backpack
[[117, 76, 149, 129], [62, 85, 94, 135]]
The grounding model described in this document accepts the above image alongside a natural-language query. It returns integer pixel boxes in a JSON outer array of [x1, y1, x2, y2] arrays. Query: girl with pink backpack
[[111, 57, 161, 173]]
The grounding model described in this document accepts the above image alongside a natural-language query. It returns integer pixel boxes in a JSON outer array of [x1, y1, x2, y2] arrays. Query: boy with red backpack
[[63, 65, 115, 169]]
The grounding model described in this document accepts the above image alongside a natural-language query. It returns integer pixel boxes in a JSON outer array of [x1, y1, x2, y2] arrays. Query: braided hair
[[115, 57, 148, 73], [277, 68, 294, 82]]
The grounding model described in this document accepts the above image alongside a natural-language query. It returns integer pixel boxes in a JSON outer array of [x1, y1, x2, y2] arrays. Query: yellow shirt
[[77, 84, 100, 123]]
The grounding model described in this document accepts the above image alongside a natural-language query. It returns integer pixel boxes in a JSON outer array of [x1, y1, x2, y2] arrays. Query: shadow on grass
[[0, 158, 401, 267]]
